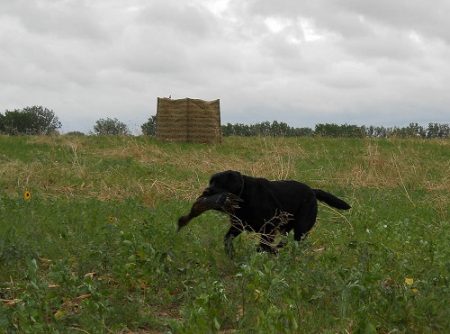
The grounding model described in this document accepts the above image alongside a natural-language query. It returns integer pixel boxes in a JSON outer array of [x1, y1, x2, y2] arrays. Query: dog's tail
[[313, 189, 351, 210]]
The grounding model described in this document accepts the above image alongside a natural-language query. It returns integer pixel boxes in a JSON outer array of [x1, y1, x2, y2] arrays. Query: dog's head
[[202, 170, 244, 197]]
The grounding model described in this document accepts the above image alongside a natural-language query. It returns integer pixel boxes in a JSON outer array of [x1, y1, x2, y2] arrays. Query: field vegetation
[[0, 135, 449, 333]]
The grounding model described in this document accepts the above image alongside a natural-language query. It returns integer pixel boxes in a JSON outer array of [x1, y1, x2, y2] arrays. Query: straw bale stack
[[156, 98, 222, 143]]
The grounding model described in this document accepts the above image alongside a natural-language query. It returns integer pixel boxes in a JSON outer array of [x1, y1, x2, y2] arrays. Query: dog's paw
[[256, 245, 278, 255], [224, 240, 235, 258]]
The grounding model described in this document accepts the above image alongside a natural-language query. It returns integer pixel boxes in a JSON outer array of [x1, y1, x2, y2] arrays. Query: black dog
[[179, 170, 351, 256]]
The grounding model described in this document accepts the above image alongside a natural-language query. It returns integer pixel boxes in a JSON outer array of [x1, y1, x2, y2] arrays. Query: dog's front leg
[[224, 225, 241, 258], [276, 231, 289, 249], [257, 233, 277, 254]]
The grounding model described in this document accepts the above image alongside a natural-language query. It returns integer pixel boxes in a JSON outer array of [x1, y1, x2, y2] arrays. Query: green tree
[[315, 123, 364, 137], [427, 123, 449, 138], [93, 118, 130, 136], [0, 106, 61, 135], [141, 116, 157, 136], [64, 131, 85, 136]]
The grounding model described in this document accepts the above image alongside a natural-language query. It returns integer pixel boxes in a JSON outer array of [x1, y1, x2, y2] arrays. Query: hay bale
[[156, 98, 222, 143]]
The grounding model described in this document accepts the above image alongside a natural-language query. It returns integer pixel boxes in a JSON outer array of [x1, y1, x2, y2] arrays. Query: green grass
[[0, 135, 449, 333]]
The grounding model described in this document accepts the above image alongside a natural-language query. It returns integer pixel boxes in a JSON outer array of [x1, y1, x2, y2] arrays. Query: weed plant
[[0, 135, 449, 333]]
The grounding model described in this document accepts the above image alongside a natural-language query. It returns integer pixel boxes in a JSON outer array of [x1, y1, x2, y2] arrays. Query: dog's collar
[[238, 173, 245, 197]]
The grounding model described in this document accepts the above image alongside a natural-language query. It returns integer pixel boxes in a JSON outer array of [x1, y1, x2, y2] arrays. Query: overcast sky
[[1, 0, 449, 133]]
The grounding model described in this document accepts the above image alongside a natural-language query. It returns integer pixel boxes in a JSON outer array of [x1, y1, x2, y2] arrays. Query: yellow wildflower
[[23, 191, 31, 201], [404, 277, 414, 286], [54, 309, 66, 320]]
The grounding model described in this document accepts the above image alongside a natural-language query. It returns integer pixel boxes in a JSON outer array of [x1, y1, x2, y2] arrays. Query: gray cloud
[[0, 0, 449, 133], [0, 1, 108, 41]]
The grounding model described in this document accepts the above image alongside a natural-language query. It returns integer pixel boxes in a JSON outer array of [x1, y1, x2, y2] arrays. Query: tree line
[[221, 121, 450, 138], [1, 106, 449, 138]]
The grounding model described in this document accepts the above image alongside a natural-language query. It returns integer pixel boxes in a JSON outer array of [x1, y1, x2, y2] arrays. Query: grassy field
[[0, 135, 449, 333]]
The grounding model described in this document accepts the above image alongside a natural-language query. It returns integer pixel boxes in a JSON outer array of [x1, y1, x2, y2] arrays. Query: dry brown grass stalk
[[2, 137, 448, 210], [227, 211, 294, 250]]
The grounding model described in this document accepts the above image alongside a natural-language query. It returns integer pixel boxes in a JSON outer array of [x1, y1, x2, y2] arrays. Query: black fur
[[195, 170, 350, 256]]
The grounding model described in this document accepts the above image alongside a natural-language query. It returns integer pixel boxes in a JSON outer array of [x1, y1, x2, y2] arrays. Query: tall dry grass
[[1, 135, 448, 211]]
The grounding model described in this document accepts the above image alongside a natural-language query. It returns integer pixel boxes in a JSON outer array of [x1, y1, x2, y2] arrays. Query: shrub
[[64, 131, 85, 136], [93, 118, 130, 136], [141, 116, 157, 136], [0, 106, 61, 135]]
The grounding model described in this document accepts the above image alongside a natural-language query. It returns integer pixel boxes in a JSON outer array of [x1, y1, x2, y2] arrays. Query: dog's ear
[[224, 169, 238, 174], [208, 170, 243, 195], [222, 170, 240, 179], [209, 170, 237, 185], [229, 170, 241, 179], [224, 170, 243, 195]]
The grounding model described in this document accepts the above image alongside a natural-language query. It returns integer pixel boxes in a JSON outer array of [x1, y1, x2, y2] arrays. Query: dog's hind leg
[[293, 199, 318, 241], [224, 224, 242, 258]]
